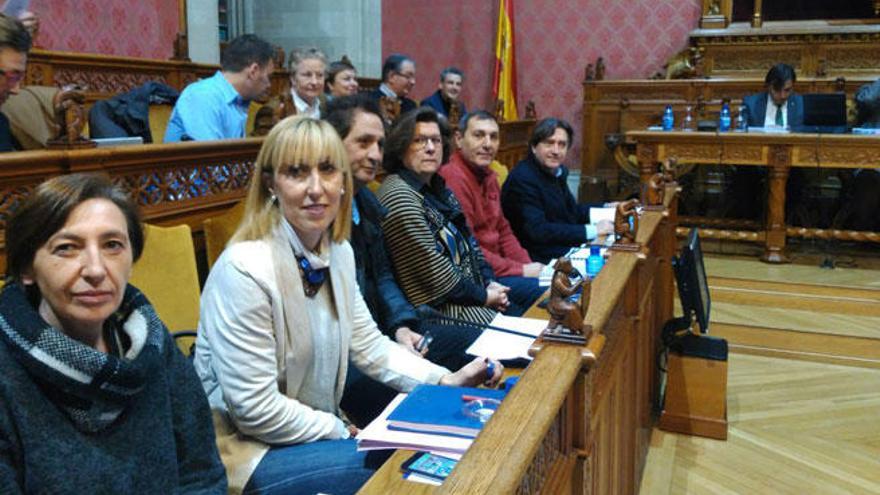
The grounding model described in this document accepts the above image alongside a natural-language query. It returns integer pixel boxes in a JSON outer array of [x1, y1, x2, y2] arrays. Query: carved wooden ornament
[[543, 257, 590, 345]]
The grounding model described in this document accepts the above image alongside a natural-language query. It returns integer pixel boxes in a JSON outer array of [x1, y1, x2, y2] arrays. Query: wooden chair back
[[129, 223, 201, 354], [203, 202, 245, 269]]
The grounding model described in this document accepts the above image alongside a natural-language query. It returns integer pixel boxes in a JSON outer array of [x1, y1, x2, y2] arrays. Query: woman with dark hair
[[325, 59, 359, 99], [501, 117, 613, 263], [0, 173, 226, 493], [378, 107, 515, 324], [194, 115, 500, 495]]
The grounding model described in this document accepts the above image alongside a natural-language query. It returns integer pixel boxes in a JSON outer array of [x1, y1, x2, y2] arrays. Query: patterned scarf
[[0, 282, 165, 433]]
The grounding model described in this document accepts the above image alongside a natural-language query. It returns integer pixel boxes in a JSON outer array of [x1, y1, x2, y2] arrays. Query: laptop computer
[[793, 93, 848, 133]]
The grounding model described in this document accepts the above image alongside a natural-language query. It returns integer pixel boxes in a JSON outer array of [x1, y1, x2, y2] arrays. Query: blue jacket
[[501, 154, 599, 263], [351, 187, 419, 335], [742, 91, 804, 128], [420, 90, 466, 118]]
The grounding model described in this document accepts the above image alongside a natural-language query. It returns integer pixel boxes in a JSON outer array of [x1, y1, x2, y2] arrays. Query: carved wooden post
[[636, 142, 658, 186], [763, 145, 791, 263], [752, 0, 763, 28], [700, 0, 731, 29]]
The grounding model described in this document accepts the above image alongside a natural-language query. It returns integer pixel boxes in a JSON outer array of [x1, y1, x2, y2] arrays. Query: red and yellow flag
[[492, 0, 517, 121]]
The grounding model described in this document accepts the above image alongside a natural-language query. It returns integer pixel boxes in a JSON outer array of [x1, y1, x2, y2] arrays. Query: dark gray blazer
[[742, 91, 804, 128]]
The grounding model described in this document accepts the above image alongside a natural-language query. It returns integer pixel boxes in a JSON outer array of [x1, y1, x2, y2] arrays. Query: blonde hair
[[232, 115, 352, 244]]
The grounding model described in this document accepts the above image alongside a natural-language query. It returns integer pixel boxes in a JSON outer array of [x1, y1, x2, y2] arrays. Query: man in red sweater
[[439, 110, 546, 311]]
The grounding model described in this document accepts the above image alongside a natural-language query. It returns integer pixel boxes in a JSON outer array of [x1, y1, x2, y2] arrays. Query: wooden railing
[[0, 138, 263, 273], [0, 118, 534, 275], [360, 187, 678, 494]]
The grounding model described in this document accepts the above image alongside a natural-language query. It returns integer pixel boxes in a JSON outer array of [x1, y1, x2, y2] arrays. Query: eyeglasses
[[395, 71, 415, 81], [0, 70, 24, 86], [411, 136, 442, 149]]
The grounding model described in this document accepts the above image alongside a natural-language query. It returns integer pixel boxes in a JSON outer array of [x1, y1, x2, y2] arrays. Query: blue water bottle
[[662, 105, 674, 131], [586, 245, 604, 279], [719, 102, 731, 132]]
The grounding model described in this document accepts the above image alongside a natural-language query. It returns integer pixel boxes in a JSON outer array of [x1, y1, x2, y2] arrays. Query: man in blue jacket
[[737, 63, 805, 221], [501, 117, 613, 264], [421, 67, 466, 120], [742, 63, 803, 129]]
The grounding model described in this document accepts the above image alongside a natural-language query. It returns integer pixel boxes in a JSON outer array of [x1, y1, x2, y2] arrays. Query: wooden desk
[[358, 187, 678, 495], [630, 130, 880, 263]]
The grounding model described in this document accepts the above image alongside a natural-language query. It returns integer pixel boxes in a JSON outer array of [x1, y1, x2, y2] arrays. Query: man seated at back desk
[[164, 34, 275, 142], [735, 63, 805, 222]]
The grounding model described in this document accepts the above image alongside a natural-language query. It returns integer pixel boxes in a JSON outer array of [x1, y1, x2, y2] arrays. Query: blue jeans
[[243, 439, 391, 495], [497, 276, 547, 316]]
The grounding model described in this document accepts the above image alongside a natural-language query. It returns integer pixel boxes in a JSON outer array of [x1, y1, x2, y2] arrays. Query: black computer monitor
[[797, 93, 847, 133], [672, 228, 710, 333]]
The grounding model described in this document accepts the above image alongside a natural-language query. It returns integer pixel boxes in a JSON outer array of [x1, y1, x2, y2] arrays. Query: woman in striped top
[[377, 107, 512, 326]]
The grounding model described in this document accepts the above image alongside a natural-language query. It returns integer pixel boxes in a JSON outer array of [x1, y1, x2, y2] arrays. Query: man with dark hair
[[737, 63, 805, 221], [743, 63, 804, 128], [421, 67, 466, 119], [501, 117, 612, 263], [439, 110, 545, 310], [368, 54, 417, 122], [0, 13, 32, 151], [326, 96, 480, 424], [164, 34, 275, 142]]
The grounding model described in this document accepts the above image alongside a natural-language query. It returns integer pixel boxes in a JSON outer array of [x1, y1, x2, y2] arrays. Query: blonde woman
[[194, 116, 500, 495]]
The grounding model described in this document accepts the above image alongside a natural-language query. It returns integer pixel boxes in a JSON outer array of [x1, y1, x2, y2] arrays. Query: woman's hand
[[395, 326, 427, 356], [347, 423, 360, 438], [485, 281, 510, 312], [439, 357, 503, 388]]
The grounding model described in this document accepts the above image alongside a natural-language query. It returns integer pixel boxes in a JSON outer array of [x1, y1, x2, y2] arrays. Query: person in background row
[[287, 47, 327, 119], [501, 117, 612, 264], [0, 13, 31, 151], [421, 66, 466, 120], [325, 58, 359, 99], [0, 173, 226, 493], [194, 115, 501, 495], [369, 53, 417, 123], [165, 34, 275, 142], [439, 110, 546, 312]]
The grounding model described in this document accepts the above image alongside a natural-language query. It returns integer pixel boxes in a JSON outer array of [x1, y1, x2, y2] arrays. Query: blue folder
[[386, 384, 507, 438]]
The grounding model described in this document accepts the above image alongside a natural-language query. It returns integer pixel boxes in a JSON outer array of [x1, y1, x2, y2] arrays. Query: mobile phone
[[400, 451, 458, 481]]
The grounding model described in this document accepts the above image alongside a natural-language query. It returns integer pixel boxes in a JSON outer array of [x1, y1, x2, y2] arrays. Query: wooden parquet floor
[[640, 353, 880, 495], [641, 253, 880, 494]]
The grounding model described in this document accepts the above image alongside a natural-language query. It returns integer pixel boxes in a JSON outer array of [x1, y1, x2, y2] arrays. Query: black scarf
[[0, 283, 165, 433]]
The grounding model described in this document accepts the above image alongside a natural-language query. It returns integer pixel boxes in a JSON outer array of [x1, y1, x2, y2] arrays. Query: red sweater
[[440, 151, 532, 276]]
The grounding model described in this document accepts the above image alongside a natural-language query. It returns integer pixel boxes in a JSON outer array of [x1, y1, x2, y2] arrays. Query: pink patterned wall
[[30, 0, 179, 59], [382, 0, 702, 167]]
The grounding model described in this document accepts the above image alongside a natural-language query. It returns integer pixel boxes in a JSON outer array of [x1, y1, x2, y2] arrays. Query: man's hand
[[394, 326, 426, 356], [596, 220, 614, 236], [521, 262, 545, 278]]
